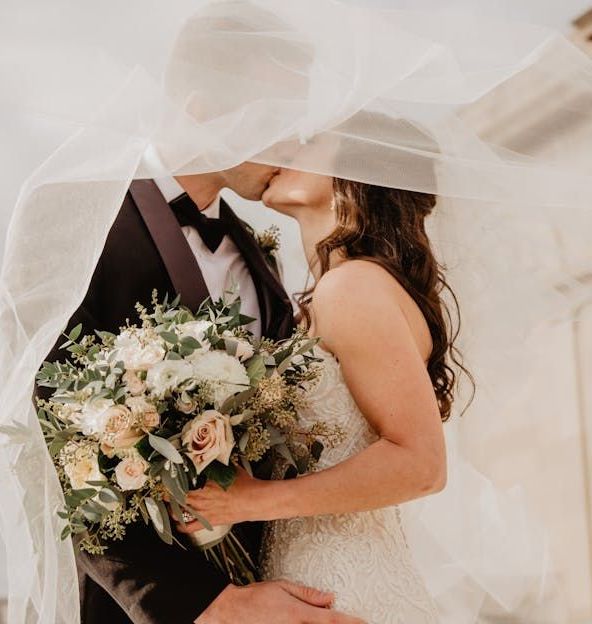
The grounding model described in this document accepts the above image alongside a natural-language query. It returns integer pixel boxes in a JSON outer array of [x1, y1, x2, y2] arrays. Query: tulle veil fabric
[[0, 0, 591, 622]]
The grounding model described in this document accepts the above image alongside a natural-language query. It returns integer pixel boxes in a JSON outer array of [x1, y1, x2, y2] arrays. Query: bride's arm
[[179, 261, 446, 528]]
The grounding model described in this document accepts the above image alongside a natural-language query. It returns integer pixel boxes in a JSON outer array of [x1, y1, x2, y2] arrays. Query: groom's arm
[[75, 523, 229, 624], [76, 528, 366, 624]]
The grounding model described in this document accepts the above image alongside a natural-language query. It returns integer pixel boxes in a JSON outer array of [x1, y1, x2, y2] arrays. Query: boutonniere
[[254, 225, 281, 262]]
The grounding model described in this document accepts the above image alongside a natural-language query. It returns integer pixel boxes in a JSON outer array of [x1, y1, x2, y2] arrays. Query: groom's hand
[[195, 580, 366, 624]]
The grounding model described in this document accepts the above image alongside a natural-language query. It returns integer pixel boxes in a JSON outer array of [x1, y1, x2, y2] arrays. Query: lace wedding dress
[[261, 348, 439, 623]]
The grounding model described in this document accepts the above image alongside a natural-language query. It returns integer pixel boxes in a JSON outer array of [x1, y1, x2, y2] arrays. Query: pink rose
[[181, 410, 234, 474], [125, 396, 160, 431], [115, 453, 149, 491], [101, 405, 143, 457]]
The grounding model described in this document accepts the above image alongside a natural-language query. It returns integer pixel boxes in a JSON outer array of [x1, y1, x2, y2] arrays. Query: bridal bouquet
[[36, 293, 334, 582]]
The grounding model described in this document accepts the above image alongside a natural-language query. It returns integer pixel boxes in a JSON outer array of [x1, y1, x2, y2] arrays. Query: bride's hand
[[175, 466, 265, 533]]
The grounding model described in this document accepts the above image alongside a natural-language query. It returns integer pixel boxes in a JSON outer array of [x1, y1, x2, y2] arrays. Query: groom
[[42, 162, 362, 624]]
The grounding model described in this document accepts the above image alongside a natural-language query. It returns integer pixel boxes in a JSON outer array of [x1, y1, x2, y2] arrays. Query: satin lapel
[[129, 180, 210, 312], [220, 200, 293, 337]]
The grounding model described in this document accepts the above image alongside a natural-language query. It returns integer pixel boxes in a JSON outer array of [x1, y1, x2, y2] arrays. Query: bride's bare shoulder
[[312, 260, 431, 357], [313, 259, 404, 305], [312, 260, 406, 328]]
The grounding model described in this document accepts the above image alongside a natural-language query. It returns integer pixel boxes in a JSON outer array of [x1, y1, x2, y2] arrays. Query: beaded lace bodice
[[261, 348, 439, 623]]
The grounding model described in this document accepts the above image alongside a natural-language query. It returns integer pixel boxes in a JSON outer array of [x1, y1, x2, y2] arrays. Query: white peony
[[113, 329, 166, 371], [75, 398, 115, 436], [114, 451, 149, 491], [191, 350, 250, 408], [62, 442, 103, 490], [181, 410, 234, 474], [177, 320, 213, 354], [145, 359, 194, 397]]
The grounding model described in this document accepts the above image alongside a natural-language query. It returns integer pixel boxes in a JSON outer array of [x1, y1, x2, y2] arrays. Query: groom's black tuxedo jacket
[[42, 180, 294, 624]]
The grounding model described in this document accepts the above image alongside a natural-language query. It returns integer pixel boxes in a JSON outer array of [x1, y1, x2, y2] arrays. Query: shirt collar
[[202, 194, 221, 219], [153, 176, 221, 219], [153, 175, 185, 203]]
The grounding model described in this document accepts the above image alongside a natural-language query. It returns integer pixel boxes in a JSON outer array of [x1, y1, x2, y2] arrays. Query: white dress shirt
[[153, 176, 262, 337]]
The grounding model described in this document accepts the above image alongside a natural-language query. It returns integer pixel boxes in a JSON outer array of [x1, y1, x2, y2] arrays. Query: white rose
[[76, 398, 115, 435], [145, 359, 194, 397], [114, 452, 149, 491], [62, 442, 103, 490], [181, 410, 234, 474], [113, 330, 165, 371], [177, 320, 213, 354], [191, 350, 250, 408]]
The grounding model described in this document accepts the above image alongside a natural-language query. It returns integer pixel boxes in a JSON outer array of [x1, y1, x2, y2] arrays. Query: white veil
[[1, 1, 591, 622]]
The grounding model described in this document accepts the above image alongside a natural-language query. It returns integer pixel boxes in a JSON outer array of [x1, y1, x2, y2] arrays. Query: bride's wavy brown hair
[[299, 179, 473, 422]]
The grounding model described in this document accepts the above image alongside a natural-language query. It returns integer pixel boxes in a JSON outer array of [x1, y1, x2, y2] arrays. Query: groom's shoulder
[[103, 188, 150, 244]]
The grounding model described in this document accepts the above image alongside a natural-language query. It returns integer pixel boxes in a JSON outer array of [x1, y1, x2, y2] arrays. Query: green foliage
[[204, 461, 237, 491]]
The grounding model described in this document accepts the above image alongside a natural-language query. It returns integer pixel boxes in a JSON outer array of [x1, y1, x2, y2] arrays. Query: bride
[[178, 167, 472, 622]]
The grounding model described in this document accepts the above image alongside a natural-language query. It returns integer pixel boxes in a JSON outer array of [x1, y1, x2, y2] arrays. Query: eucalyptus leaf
[[159, 331, 179, 344], [72, 488, 98, 501], [275, 443, 297, 467], [161, 468, 188, 505], [148, 458, 166, 478], [275, 338, 319, 375], [220, 387, 256, 413], [48, 438, 68, 457], [295, 455, 310, 474], [148, 433, 183, 464], [203, 461, 236, 491], [145, 497, 173, 545], [238, 432, 250, 453], [145, 497, 165, 536], [80, 501, 107, 523], [266, 425, 286, 446], [229, 410, 253, 426], [180, 336, 201, 349], [240, 456, 253, 477], [98, 488, 121, 505], [246, 355, 266, 386], [177, 461, 189, 492], [138, 500, 149, 525], [95, 330, 116, 342], [169, 498, 186, 527]]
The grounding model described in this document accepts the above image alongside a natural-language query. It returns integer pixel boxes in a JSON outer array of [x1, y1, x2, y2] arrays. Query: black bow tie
[[170, 193, 229, 253]]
